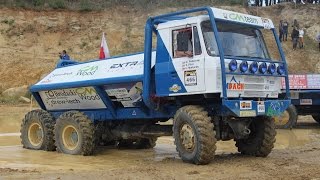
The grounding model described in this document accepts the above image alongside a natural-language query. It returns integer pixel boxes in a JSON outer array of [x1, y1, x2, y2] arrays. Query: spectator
[[60, 50, 70, 60], [316, 32, 320, 52], [279, 20, 284, 42], [283, 20, 289, 41], [298, 27, 304, 48], [291, 26, 299, 50]]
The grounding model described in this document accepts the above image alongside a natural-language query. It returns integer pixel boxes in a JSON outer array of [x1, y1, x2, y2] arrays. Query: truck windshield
[[201, 20, 271, 59]]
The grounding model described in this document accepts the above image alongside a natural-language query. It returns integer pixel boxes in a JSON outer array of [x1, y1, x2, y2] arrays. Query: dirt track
[[1, 105, 320, 179]]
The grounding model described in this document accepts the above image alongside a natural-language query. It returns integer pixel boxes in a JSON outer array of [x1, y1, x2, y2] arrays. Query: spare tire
[[274, 105, 298, 129]]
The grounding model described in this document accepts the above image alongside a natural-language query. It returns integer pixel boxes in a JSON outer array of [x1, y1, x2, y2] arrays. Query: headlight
[[249, 62, 258, 73], [239, 61, 248, 73], [277, 64, 285, 75], [229, 59, 238, 72], [268, 63, 276, 74], [259, 62, 267, 74]]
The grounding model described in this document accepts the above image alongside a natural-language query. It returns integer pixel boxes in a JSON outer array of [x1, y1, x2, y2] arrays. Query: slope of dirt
[[0, 4, 319, 90]]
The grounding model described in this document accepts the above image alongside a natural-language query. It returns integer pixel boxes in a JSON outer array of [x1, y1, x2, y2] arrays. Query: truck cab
[[151, 8, 290, 118]]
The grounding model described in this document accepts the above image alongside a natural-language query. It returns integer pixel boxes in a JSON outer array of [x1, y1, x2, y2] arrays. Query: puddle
[[0, 128, 319, 171]]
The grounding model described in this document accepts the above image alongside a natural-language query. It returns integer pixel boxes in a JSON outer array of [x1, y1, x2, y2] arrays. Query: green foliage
[[48, 0, 66, 9], [79, 0, 93, 11], [32, 0, 44, 6], [1, 19, 15, 26]]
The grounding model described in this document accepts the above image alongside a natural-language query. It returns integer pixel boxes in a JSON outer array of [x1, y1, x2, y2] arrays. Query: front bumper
[[223, 99, 291, 117]]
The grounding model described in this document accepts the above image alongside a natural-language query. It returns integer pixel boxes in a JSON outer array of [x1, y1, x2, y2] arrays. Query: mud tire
[[55, 111, 95, 155], [173, 105, 217, 165], [274, 105, 298, 129], [312, 115, 320, 124], [20, 109, 56, 151], [235, 116, 276, 157]]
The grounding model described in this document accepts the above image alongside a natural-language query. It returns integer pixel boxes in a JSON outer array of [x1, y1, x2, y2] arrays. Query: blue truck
[[274, 74, 320, 128], [20, 7, 290, 165]]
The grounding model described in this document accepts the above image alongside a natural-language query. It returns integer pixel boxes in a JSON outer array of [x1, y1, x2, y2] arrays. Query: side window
[[193, 26, 202, 56], [172, 28, 193, 58]]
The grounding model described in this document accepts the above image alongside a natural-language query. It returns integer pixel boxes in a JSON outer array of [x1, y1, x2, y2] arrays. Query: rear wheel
[[235, 116, 276, 157], [312, 115, 320, 124], [20, 110, 55, 151], [274, 105, 297, 129], [173, 105, 216, 165], [55, 111, 95, 155]]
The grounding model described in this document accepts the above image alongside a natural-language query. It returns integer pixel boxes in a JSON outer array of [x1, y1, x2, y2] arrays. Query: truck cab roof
[[157, 7, 274, 30]]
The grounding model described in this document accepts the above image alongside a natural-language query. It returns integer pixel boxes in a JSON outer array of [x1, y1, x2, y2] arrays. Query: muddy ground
[[0, 105, 320, 179]]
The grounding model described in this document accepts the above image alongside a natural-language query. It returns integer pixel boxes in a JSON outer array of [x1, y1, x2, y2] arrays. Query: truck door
[[168, 25, 206, 95]]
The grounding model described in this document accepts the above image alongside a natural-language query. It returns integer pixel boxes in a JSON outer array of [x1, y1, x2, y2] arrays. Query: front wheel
[[173, 105, 217, 165], [54, 111, 96, 155], [235, 116, 276, 157]]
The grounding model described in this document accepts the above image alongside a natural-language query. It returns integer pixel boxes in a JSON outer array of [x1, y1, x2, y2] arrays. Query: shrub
[[49, 0, 66, 9]]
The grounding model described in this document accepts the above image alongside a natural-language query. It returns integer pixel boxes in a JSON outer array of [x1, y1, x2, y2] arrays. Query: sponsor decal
[[266, 101, 281, 116], [77, 66, 98, 76], [227, 76, 245, 91], [240, 101, 252, 110], [51, 72, 73, 77], [169, 84, 181, 93], [300, 99, 312, 105], [105, 82, 143, 107], [239, 110, 256, 117], [257, 101, 265, 113], [110, 61, 143, 69], [228, 13, 258, 25], [184, 70, 197, 86], [40, 87, 106, 110], [261, 18, 272, 29]]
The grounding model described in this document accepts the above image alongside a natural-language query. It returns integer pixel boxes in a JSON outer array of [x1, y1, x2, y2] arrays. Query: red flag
[[99, 32, 110, 60]]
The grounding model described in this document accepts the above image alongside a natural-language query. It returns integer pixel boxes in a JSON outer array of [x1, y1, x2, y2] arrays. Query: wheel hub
[[274, 110, 290, 126], [62, 125, 79, 151], [180, 124, 195, 151], [28, 122, 43, 147]]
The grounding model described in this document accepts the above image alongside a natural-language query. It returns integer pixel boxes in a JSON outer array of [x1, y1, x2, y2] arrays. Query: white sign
[[39, 87, 106, 110], [257, 101, 265, 113]]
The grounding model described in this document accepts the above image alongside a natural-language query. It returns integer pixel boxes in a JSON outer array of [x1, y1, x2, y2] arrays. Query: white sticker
[[240, 110, 256, 117], [184, 70, 197, 86], [257, 101, 265, 113], [300, 99, 312, 105]]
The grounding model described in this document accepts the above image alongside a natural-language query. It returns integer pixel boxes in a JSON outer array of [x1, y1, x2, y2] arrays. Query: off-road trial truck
[[21, 7, 291, 165]]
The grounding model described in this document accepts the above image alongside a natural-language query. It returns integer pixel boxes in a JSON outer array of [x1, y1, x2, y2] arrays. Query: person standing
[[279, 20, 284, 42], [59, 50, 70, 60], [316, 32, 320, 52], [291, 26, 299, 50], [282, 20, 289, 41], [298, 27, 304, 48]]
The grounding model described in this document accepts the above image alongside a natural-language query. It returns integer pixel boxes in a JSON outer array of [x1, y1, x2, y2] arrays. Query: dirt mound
[[0, 4, 319, 89]]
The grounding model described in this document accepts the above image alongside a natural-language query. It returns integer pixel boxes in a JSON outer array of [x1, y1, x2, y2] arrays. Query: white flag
[[99, 32, 110, 59]]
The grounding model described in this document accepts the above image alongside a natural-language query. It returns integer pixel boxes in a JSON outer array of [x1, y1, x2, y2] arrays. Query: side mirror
[[177, 32, 190, 51]]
